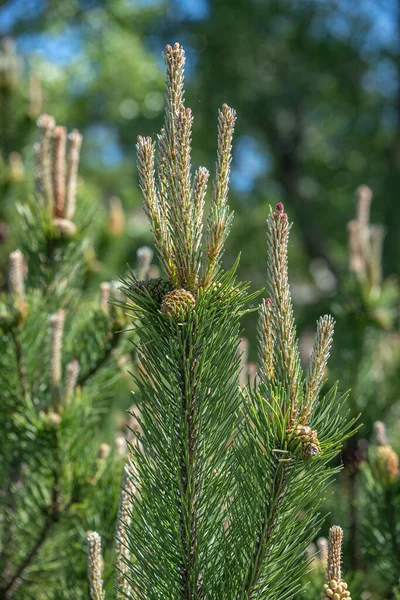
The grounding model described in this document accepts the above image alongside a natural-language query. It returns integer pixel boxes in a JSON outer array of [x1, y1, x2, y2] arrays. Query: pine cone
[[288, 425, 321, 459], [161, 288, 196, 322], [322, 578, 351, 599], [376, 445, 399, 484], [130, 278, 173, 305]]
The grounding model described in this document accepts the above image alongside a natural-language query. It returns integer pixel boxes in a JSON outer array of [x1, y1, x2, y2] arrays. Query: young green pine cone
[[322, 578, 351, 599], [287, 425, 321, 459], [130, 278, 173, 305], [376, 444, 399, 484], [161, 288, 196, 322]]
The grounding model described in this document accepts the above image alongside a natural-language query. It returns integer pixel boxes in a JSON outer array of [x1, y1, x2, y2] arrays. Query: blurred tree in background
[[0, 0, 399, 598]]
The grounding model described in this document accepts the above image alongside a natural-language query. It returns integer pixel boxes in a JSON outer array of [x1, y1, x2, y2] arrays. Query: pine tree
[[87, 42, 356, 600], [0, 115, 135, 598], [329, 185, 400, 577]]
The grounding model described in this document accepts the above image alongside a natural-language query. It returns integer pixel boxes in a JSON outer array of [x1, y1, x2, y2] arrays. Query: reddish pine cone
[[288, 425, 321, 459], [322, 578, 351, 599], [130, 278, 173, 305], [161, 288, 196, 322], [376, 445, 399, 483]]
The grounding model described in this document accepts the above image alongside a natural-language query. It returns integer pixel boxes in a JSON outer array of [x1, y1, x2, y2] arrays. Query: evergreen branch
[[322, 526, 352, 599], [169, 105, 197, 289], [10, 329, 29, 400], [52, 125, 67, 218], [65, 359, 80, 400], [0, 522, 52, 599], [136, 135, 176, 284], [8, 250, 25, 301], [257, 297, 275, 384], [164, 42, 185, 124], [65, 129, 82, 220], [87, 532, 106, 600], [192, 167, 209, 266], [301, 314, 335, 423], [327, 525, 343, 581], [203, 104, 236, 287], [49, 309, 65, 406], [177, 333, 201, 598], [115, 465, 137, 599], [8, 250, 29, 399], [160, 44, 199, 289], [124, 271, 250, 599], [0, 479, 61, 599], [240, 462, 289, 599], [265, 202, 302, 424], [77, 328, 122, 387], [36, 114, 55, 211]]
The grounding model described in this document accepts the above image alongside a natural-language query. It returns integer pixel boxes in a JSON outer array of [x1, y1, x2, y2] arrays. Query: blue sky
[[0, 0, 396, 189]]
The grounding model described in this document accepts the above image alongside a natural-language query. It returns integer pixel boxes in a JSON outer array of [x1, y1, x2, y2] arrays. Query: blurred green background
[[0, 1, 400, 595], [1, 0, 399, 298]]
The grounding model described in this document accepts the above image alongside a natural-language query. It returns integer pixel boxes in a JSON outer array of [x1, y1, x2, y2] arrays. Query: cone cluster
[[322, 578, 351, 599], [288, 425, 320, 459], [161, 288, 196, 321]]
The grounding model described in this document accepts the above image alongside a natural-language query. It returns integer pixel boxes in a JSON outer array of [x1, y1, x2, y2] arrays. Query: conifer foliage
[[96, 42, 358, 600], [359, 421, 400, 597], [0, 116, 130, 598]]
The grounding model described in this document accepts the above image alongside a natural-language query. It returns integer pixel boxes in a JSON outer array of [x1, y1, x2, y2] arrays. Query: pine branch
[[0, 479, 61, 599], [240, 462, 289, 599], [87, 532, 106, 600], [265, 202, 302, 424], [118, 41, 354, 600], [322, 526, 352, 599], [203, 104, 236, 287], [77, 328, 122, 387], [115, 464, 137, 598], [9, 329, 29, 400], [177, 335, 201, 598], [301, 314, 335, 423]]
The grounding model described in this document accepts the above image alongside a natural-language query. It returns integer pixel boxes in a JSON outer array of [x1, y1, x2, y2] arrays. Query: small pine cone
[[130, 278, 173, 305], [322, 578, 351, 599], [161, 288, 196, 322], [288, 425, 321, 459], [376, 445, 399, 484]]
